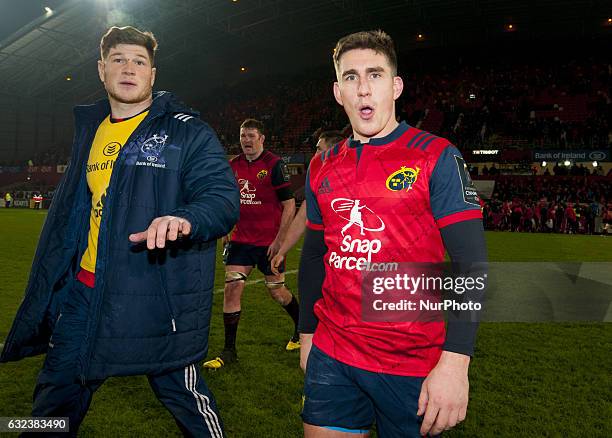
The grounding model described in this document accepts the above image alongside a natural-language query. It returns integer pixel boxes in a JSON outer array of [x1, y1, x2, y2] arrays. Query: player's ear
[[392, 76, 404, 100], [98, 59, 105, 84], [150, 66, 156, 86], [333, 82, 344, 107]]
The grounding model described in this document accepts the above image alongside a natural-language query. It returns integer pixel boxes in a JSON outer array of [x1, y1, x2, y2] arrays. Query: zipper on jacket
[[157, 260, 177, 333], [153, 156, 178, 334]]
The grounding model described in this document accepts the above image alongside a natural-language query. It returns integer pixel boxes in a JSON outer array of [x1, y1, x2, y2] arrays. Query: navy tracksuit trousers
[[27, 279, 224, 437]]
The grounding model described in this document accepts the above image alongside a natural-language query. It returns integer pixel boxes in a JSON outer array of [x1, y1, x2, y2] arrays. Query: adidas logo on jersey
[[318, 177, 333, 194]]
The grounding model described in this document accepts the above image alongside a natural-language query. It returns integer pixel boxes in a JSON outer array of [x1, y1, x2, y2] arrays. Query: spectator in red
[[565, 203, 578, 234]]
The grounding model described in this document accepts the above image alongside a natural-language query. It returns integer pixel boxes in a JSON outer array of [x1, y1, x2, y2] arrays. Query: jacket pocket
[[157, 267, 177, 333]]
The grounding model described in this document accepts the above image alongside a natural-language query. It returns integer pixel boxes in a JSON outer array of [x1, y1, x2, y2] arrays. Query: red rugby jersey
[[230, 150, 292, 246], [305, 122, 482, 376]]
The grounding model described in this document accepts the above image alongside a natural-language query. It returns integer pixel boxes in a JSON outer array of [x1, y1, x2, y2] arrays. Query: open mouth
[[359, 105, 374, 119]]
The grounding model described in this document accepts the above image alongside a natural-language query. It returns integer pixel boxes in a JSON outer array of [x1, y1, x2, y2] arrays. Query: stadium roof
[[0, 0, 609, 105]]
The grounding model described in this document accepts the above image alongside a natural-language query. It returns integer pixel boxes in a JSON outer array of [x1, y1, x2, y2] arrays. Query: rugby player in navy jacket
[[0, 26, 238, 437]]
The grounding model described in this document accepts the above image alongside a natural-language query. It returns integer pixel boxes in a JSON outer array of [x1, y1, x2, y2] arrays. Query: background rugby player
[[204, 119, 299, 370]]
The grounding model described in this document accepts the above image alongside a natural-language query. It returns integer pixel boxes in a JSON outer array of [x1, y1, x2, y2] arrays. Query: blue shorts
[[226, 242, 284, 276], [302, 345, 433, 437]]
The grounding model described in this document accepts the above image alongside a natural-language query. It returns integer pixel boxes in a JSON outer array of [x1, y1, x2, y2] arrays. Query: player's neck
[[245, 149, 264, 161], [353, 118, 400, 144], [108, 95, 153, 120]]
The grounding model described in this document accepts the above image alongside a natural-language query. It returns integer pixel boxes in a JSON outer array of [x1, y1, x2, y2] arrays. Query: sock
[[282, 295, 300, 335], [223, 311, 241, 351]]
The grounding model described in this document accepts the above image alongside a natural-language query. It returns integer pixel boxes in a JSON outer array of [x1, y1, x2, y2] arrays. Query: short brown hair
[[333, 30, 397, 76], [318, 130, 344, 146], [240, 118, 265, 135], [100, 26, 158, 65]]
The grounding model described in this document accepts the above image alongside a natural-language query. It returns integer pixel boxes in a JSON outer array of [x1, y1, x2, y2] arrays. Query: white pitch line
[[214, 269, 298, 294]]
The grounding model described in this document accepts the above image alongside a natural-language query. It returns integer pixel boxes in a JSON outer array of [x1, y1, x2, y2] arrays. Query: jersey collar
[[348, 121, 410, 148], [243, 150, 267, 163]]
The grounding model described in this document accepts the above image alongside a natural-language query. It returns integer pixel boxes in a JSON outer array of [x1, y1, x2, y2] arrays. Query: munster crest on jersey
[[141, 134, 169, 162], [257, 169, 268, 180], [386, 166, 421, 191]]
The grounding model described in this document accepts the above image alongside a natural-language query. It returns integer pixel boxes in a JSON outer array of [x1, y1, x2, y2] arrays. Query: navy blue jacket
[[0, 92, 239, 380]]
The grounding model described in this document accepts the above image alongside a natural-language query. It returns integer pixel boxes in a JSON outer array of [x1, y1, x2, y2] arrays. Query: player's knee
[[265, 279, 285, 290], [225, 271, 247, 284], [266, 281, 290, 304]]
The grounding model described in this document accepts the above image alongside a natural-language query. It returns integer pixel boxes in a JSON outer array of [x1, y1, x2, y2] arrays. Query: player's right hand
[[270, 253, 285, 276], [129, 216, 191, 250], [299, 333, 314, 373]]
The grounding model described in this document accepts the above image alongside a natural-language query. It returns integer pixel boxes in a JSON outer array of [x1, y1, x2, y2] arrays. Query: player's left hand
[[129, 216, 192, 250], [266, 239, 281, 260], [417, 351, 470, 436], [270, 253, 285, 276]]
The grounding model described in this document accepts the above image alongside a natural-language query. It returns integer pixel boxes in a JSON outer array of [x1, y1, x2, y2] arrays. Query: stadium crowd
[[400, 61, 611, 151], [482, 176, 611, 234], [4, 57, 610, 164], [198, 58, 611, 154]]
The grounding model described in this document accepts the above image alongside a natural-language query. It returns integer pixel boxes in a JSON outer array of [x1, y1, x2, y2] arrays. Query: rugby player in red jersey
[[299, 31, 487, 437], [204, 119, 299, 369]]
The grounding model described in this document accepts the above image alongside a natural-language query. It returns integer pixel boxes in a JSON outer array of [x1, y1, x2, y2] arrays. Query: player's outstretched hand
[[270, 253, 285, 276], [417, 351, 470, 436], [129, 216, 191, 250]]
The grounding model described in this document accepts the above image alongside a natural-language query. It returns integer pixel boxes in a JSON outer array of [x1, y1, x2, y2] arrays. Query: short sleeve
[[271, 159, 292, 188], [429, 145, 482, 228], [304, 166, 324, 230]]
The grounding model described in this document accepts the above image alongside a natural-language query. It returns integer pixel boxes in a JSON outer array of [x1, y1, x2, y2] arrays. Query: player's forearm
[[440, 219, 488, 357], [277, 203, 307, 256], [298, 228, 326, 333], [170, 135, 240, 241], [275, 199, 296, 242]]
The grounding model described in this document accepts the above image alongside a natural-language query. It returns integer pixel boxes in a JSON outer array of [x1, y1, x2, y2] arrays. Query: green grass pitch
[[0, 209, 610, 437]]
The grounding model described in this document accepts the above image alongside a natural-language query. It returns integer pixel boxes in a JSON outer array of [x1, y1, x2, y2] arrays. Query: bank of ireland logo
[[331, 198, 385, 236], [141, 134, 168, 162], [103, 142, 121, 156], [589, 151, 606, 161], [386, 166, 420, 191]]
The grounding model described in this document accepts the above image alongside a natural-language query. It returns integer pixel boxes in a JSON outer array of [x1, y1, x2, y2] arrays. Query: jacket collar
[[73, 91, 198, 125]]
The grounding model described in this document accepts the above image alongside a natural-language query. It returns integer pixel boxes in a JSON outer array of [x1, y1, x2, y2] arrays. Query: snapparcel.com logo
[[328, 198, 396, 271], [238, 178, 261, 205]]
